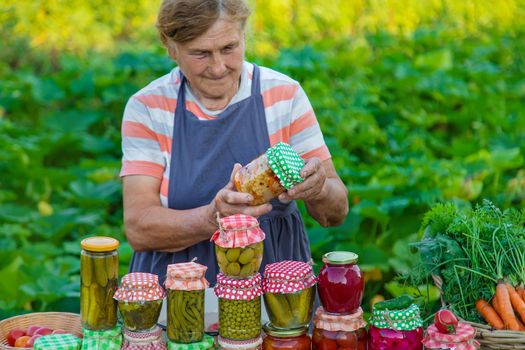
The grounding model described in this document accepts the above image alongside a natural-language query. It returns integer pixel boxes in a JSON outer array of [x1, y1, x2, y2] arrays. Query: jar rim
[[322, 251, 358, 265], [81, 236, 119, 252], [263, 322, 308, 337]]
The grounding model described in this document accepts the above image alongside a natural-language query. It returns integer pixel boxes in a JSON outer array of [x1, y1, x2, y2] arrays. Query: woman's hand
[[278, 157, 327, 202]]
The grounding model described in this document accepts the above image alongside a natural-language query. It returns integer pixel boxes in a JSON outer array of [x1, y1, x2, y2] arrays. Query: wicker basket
[[0, 312, 81, 350]]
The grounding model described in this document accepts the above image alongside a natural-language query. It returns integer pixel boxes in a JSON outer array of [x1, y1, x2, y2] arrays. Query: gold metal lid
[[322, 251, 358, 265], [81, 236, 119, 252]]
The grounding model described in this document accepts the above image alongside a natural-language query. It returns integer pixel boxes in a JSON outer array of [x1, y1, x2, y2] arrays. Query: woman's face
[[169, 19, 245, 106]]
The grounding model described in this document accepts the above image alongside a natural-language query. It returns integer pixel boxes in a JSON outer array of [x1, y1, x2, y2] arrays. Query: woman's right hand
[[207, 164, 272, 222]]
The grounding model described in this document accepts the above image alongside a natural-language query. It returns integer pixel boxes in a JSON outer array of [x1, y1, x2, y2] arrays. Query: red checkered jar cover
[[314, 306, 367, 332], [122, 326, 166, 350], [114, 272, 165, 302], [165, 262, 209, 291], [211, 214, 265, 248], [262, 260, 317, 294], [422, 322, 479, 350], [218, 335, 262, 350], [214, 272, 263, 300]]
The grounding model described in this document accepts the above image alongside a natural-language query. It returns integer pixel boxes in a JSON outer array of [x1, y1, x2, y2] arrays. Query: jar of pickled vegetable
[[215, 272, 262, 340], [234, 142, 305, 205], [80, 236, 119, 330], [262, 260, 317, 329], [218, 335, 263, 350], [368, 302, 423, 350], [114, 272, 165, 331], [312, 306, 367, 350], [262, 323, 310, 350], [122, 325, 166, 350], [211, 214, 265, 279], [165, 261, 209, 343], [422, 322, 479, 350], [318, 251, 364, 314]]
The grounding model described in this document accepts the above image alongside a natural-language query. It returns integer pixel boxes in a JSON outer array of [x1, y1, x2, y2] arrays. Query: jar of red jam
[[368, 303, 423, 350], [312, 306, 367, 350], [317, 251, 364, 314], [422, 322, 479, 350], [262, 323, 310, 350]]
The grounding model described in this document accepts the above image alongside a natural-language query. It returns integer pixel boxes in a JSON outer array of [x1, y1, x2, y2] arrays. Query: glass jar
[[234, 142, 305, 205], [211, 214, 265, 279], [312, 306, 368, 350], [422, 322, 479, 350], [262, 260, 317, 329], [114, 272, 165, 331], [218, 335, 263, 350], [165, 262, 209, 343], [80, 236, 119, 330], [215, 273, 262, 340], [318, 251, 364, 314], [262, 323, 310, 350], [122, 326, 166, 350]]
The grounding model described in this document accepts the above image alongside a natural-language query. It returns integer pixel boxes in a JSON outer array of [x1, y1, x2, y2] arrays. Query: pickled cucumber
[[167, 289, 204, 343], [219, 297, 261, 340], [119, 300, 162, 331], [216, 242, 263, 278], [264, 286, 315, 329]]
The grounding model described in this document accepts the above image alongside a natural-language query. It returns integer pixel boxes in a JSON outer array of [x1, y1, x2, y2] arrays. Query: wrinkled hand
[[207, 164, 272, 222], [278, 157, 327, 202]]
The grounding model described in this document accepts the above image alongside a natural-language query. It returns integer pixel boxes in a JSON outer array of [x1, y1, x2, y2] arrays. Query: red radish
[[35, 327, 53, 336], [52, 329, 68, 334], [7, 329, 26, 346], [27, 334, 43, 347], [27, 325, 42, 336], [434, 309, 459, 334]]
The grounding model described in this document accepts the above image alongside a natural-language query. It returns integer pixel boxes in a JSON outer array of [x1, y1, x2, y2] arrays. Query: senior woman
[[120, 0, 348, 284]]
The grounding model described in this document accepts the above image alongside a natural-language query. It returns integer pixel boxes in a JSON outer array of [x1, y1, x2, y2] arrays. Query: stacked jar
[[314, 251, 367, 350], [212, 214, 266, 350], [261, 260, 317, 350], [113, 272, 166, 350]]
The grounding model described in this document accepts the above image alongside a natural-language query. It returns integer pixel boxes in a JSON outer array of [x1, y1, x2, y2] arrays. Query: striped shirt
[[120, 61, 330, 207]]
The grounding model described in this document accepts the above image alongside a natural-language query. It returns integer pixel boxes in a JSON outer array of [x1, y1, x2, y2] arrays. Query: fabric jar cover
[[218, 335, 263, 350], [422, 323, 480, 350], [314, 306, 367, 332], [122, 326, 167, 350], [265, 142, 305, 189], [114, 272, 165, 302], [166, 334, 215, 350], [33, 334, 82, 350], [369, 303, 423, 331], [262, 260, 317, 294], [82, 325, 123, 350], [211, 214, 265, 249], [214, 272, 263, 301], [165, 262, 209, 291]]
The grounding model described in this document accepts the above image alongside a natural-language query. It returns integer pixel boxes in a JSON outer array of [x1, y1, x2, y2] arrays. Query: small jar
[[422, 322, 479, 350], [262, 260, 317, 329], [318, 251, 364, 314], [215, 273, 262, 340], [368, 303, 423, 350], [262, 323, 310, 350], [234, 142, 305, 205], [114, 272, 165, 331], [80, 236, 119, 330], [218, 336, 263, 350], [312, 306, 367, 350], [122, 326, 166, 350], [165, 261, 209, 343], [211, 214, 265, 279]]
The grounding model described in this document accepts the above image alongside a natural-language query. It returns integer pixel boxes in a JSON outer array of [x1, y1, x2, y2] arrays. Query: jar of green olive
[[80, 236, 119, 330], [211, 214, 265, 279], [215, 272, 262, 340]]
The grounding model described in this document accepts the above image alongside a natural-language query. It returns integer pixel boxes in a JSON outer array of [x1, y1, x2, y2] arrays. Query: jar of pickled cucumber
[[80, 236, 119, 330], [114, 272, 165, 332], [312, 306, 367, 350], [234, 142, 305, 205], [165, 261, 209, 343], [215, 272, 262, 340], [262, 323, 310, 350], [211, 214, 265, 279], [218, 335, 263, 350], [262, 260, 317, 329], [422, 322, 479, 350]]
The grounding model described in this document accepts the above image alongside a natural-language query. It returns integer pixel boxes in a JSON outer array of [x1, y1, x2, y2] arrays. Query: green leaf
[[415, 49, 453, 71]]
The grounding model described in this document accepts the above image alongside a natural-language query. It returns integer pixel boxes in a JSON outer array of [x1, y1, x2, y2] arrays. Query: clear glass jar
[[219, 297, 261, 340], [218, 335, 263, 350], [318, 251, 364, 314], [262, 323, 310, 350], [80, 236, 119, 330], [167, 289, 205, 343], [118, 299, 162, 331], [368, 325, 423, 350], [312, 326, 367, 350], [216, 241, 264, 279]]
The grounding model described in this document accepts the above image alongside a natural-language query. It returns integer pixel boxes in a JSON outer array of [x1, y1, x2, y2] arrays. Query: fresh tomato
[[434, 309, 459, 334], [312, 328, 324, 345], [7, 329, 26, 347], [14, 335, 31, 348], [335, 331, 357, 348]]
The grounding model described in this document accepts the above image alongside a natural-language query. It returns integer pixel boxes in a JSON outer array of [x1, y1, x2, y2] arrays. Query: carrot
[[496, 282, 520, 331], [505, 283, 525, 324], [517, 317, 525, 331], [517, 286, 525, 300], [476, 299, 504, 329]]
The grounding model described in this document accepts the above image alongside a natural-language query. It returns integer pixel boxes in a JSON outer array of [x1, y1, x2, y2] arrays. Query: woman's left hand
[[278, 157, 327, 202]]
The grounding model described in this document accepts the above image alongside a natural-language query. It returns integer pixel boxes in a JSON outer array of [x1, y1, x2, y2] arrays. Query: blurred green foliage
[[1, 0, 525, 319]]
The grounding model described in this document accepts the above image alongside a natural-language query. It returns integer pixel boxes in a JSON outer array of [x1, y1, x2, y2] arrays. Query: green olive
[[217, 250, 228, 265], [226, 262, 241, 276], [226, 248, 241, 262], [238, 248, 255, 265]]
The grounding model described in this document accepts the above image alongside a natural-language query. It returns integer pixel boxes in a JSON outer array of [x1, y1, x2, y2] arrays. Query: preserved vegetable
[[313, 306, 367, 350], [118, 300, 163, 331], [262, 323, 310, 350], [216, 242, 263, 278]]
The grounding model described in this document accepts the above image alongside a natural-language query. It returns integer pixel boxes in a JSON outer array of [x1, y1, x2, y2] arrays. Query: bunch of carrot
[[476, 282, 525, 331]]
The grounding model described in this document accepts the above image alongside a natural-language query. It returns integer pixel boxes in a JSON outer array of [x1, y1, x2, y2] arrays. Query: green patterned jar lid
[[266, 142, 305, 189], [167, 334, 214, 350], [369, 303, 423, 331]]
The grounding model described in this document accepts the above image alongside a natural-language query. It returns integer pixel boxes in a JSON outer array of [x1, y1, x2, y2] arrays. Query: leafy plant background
[[1, 0, 524, 319]]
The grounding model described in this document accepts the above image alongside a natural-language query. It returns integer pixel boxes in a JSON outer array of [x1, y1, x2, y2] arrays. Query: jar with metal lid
[[218, 335, 263, 350], [262, 323, 310, 350], [215, 272, 262, 340], [318, 251, 364, 314], [312, 306, 367, 350], [165, 261, 209, 343], [211, 214, 265, 279], [234, 142, 305, 205], [262, 260, 316, 329], [80, 236, 119, 330], [114, 272, 165, 331], [422, 322, 479, 350]]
